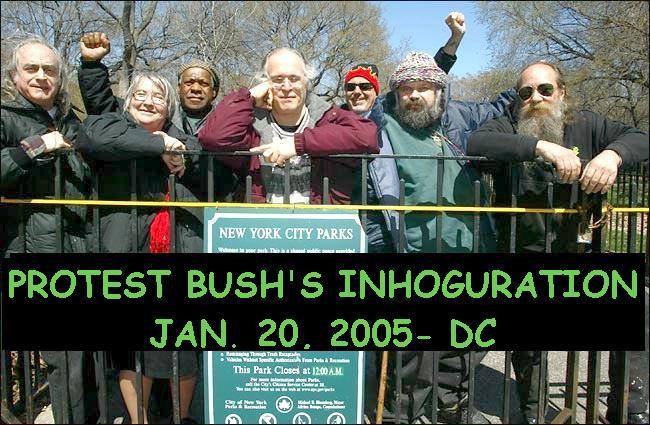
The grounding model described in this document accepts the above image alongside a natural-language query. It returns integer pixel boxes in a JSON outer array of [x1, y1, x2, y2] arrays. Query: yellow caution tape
[[2, 197, 648, 214]]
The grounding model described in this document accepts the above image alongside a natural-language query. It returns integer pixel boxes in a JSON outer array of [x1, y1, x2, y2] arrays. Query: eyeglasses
[[518, 83, 555, 101], [345, 82, 374, 92], [269, 75, 304, 89], [132, 91, 167, 105]]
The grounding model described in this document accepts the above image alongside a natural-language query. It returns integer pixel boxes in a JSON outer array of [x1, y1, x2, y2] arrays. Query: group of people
[[1, 10, 648, 425]]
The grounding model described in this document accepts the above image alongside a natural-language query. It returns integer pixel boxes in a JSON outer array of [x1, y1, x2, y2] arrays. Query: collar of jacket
[[170, 103, 215, 135], [251, 92, 332, 145], [123, 110, 190, 143]]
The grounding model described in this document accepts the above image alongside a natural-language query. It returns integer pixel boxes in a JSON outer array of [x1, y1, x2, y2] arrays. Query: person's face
[[345, 77, 377, 114], [129, 78, 168, 131], [11, 43, 60, 110], [266, 51, 307, 114], [518, 64, 565, 118], [179, 67, 216, 112], [397, 80, 439, 112]]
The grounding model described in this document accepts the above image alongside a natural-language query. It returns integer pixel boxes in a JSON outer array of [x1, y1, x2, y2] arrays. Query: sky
[[377, 1, 493, 77]]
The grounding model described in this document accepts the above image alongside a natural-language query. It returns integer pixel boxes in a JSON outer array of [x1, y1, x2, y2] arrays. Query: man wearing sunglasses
[[468, 61, 648, 424], [342, 11, 466, 117]]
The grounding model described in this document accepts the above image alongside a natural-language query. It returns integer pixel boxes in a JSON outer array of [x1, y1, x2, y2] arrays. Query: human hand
[[79, 32, 111, 62], [249, 137, 297, 167], [249, 81, 273, 110], [535, 140, 582, 183], [154, 131, 186, 177], [445, 11, 466, 39], [580, 149, 621, 194], [41, 131, 72, 153]]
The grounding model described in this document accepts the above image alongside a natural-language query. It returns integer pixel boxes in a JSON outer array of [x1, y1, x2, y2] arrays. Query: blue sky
[[377, 1, 492, 77]]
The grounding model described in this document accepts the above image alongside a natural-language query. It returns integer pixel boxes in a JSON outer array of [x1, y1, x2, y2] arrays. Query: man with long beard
[[364, 51, 517, 423], [467, 61, 648, 424]]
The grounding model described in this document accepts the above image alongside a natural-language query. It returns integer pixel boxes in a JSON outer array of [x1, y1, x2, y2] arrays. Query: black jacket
[[1, 95, 91, 256], [77, 61, 206, 253], [467, 103, 649, 252]]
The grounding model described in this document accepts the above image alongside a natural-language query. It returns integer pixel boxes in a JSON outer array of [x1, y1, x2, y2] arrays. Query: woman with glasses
[[76, 63, 202, 423]]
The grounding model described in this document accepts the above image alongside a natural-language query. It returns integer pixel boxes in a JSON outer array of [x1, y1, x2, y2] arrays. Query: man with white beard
[[467, 60, 648, 424], [364, 51, 517, 424]]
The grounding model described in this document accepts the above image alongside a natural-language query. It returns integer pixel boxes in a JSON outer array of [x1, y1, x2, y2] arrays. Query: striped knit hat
[[389, 51, 447, 92]]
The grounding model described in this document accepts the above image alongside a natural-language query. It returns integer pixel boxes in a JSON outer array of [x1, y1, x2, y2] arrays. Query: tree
[[474, 1, 649, 130]]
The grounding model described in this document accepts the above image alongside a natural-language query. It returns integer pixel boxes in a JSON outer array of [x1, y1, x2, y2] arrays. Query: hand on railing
[[42, 131, 72, 153], [535, 140, 582, 183], [580, 149, 622, 194], [155, 131, 186, 177], [249, 136, 297, 167]]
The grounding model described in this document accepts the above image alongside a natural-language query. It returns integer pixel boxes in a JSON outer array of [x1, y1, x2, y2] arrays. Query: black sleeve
[[587, 111, 649, 167], [76, 113, 165, 161], [433, 47, 457, 74], [467, 116, 539, 161], [78, 60, 121, 115]]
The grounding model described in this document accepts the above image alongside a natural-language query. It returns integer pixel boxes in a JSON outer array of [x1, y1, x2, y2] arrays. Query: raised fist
[[80, 32, 111, 62], [445, 11, 466, 38]]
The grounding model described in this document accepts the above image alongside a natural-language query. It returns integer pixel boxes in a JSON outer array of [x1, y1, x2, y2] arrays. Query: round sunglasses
[[345, 82, 375, 92], [518, 83, 555, 101]]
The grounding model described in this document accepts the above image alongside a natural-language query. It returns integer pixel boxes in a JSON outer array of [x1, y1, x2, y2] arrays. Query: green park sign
[[203, 207, 366, 424]]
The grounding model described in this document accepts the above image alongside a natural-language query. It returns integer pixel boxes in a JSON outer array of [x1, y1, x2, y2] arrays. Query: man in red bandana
[[342, 11, 467, 117]]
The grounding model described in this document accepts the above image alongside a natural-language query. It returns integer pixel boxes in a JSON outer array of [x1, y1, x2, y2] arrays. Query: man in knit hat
[[176, 60, 220, 136], [342, 11, 466, 118], [361, 50, 517, 423]]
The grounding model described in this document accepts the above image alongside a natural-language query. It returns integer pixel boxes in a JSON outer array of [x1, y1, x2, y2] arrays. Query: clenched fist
[[445, 11, 466, 38], [80, 32, 111, 62]]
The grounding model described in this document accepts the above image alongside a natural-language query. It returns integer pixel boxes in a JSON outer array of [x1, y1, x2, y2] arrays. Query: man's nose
[[190, 83, 202, 92], [35, 67, 46, 79], [353, 86, 363, 94], [530, 89, 544, 102]]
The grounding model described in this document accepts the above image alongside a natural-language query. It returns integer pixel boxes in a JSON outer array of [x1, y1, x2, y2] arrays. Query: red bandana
[[344, 66, 379, 94]]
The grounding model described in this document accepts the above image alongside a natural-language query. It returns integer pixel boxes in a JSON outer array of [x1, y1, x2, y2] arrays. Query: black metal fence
[[1, 152, 648, 424]]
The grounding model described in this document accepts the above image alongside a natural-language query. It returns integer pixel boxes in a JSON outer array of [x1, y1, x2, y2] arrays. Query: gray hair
[[253, 47, 317, 89], [123, 72, 178, 120], [2, 35, 70, 114]]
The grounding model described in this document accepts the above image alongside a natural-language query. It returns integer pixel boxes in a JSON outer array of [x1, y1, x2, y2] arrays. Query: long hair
[[123, 72, 178, 121], [2, 36, 70, 115]]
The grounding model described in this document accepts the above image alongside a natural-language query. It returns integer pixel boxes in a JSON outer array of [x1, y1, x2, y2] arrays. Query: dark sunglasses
[[518, 83, 555, 101], [345, 82, 374, 92]]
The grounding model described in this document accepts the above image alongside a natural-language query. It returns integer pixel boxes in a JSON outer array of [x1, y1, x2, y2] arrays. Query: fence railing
[[1, 152, 648, 424]]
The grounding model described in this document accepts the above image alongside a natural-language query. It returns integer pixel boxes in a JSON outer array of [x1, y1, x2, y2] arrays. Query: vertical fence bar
[[207, 156, 215, 202], [564, 351, 579, 424], [398, 180, 406, 253], [171, 352, 181, 424], [323, 177, 330, 205], [55, 155, 64, 252], [616, 173, 626, 252], [283, 163, 290, 204], [395, 352, 402, 424], [22, 352, 33, 424], [585, 351, 601, 424], [473, 181, 480, 253], [169, 175, 177, 253], [131, 160, 138, 253], [592, 195, 603, 253], [509, 165, 518, 253], [536, 351, 548, 424], [613, 351, 630, 423], [60, 351, 70, 424], [503, 351, 512, 424], [436, 158, 444, 252], [1, 352, 10, 411], [361, 157, 368, 233], [430, 351, 440, 424], [545, 183, 553, 253], [97, 351, 108, 424], [32, 351, 40, 393], [467, 351, 476, 424], [135, 351, 144, 424], [245, 175, 252, 204], [19, 183, 27, 253], [627, 181, 638, 253], [93, 176, 100, 253]]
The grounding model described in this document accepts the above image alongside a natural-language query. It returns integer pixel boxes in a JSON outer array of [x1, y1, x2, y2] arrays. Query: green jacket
[[1, 94, 91, 256]]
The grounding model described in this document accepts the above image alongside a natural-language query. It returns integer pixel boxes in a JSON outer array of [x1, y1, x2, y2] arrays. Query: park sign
[[204, 351, 365, 424], [203, 207, 366, 254], [203, 207, 366, 424]]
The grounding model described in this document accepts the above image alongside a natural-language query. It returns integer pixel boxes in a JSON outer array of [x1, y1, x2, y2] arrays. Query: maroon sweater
[[199, 88, 378, 204]]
